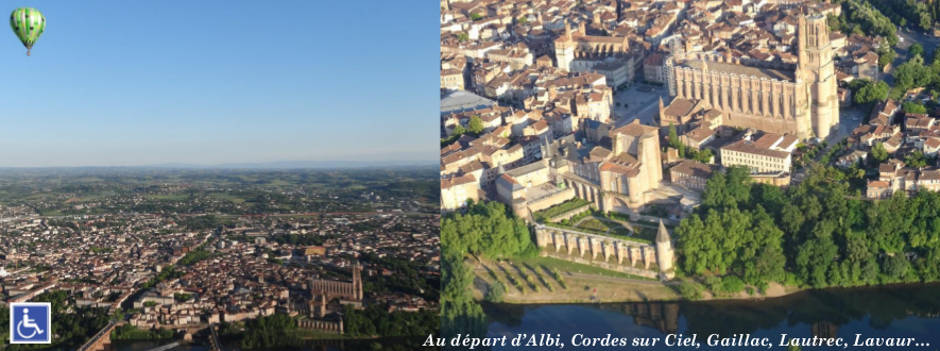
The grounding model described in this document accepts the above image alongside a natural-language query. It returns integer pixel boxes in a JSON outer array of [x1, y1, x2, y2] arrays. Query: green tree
[[877, 46, 896, 69], [903, 101, 928, 114], [341, 305, 436, 338], [795, 233, 840, 287], [678, 161, 940, 290], [468, 115, 485, 135], [910, 43, 925, 59], [485, 281, 505, 302], [883, 254, 913, 282], [827, 14, 845, 32], [676, 214, 709, 275], [441, 246, 486, 339], [904, 150, 927, 168], [694, 148, 714, 163], [240, 313, 300, 349], [893, 55, 931, 92], [725, 166, 752, 205], [871, 142, 889, 163], [441, 201, 536, 337], [854, 80, 889, 104], [842, 0, 897, 45], [668, 124, 679, 148], [677, 177, 785, 287], [847, 78, 872, 93], [740, 207, 786, 286], [717, 275, 745, 293]]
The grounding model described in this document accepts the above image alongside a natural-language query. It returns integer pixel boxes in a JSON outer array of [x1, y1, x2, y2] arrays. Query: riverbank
[[470, 256, 804, 304]]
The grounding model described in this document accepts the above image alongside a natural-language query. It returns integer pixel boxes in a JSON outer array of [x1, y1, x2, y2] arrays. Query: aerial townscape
[[440, 0, 940, 320], [0, 169, 439, 350]]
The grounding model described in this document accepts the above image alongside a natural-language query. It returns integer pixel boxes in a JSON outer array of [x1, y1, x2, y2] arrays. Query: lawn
[[545, 217, 652, 244], [534, 197, 592, 220], [514, 255, 655, 281], [473, 256, 664, 303], [632, 225, 658, 242], [576, 217, 610, 232]]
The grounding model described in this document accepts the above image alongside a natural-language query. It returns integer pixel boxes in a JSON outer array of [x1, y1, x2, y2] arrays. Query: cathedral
[[308, 261, 363, 303], [554, 21, 630, 71], [662, 14, 839, 140]]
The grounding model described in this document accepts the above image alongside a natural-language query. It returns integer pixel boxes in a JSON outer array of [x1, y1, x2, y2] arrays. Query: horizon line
[[0, 159, 438, 170]]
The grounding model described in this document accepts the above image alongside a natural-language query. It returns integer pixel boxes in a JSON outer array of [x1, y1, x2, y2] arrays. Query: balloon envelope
[[10, 8, 45, 54]]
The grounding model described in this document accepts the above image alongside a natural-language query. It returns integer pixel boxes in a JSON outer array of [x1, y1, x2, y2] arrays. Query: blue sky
[[0, 1, 437, 167]]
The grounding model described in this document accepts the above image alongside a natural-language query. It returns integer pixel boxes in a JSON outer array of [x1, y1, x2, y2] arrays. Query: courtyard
[[613, 83, 670, 127]]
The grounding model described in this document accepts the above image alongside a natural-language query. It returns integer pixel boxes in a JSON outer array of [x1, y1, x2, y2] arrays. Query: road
[[898, 27, 940, 56], [885, 27, 940, 84]]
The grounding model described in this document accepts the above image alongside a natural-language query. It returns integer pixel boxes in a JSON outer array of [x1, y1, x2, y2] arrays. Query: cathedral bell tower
[[554, 22, 576, 71], [797, 14, 839, 140], [352, 261, 363, 300]]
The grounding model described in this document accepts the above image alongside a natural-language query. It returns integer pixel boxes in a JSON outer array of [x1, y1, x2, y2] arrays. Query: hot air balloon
[[10, 7, 45, 56]]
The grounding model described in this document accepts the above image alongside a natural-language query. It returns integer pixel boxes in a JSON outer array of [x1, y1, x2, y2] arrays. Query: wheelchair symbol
[[9, 302, 50, 344], [16, 308, 45, 339]]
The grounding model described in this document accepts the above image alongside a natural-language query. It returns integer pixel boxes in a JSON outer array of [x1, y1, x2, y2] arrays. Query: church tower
[[554, 22, 576, 71], [797, 14, 839, 140], [352, 261, 363, 300]]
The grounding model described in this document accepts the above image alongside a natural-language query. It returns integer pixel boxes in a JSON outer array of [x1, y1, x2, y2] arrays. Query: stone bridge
[[209, 323, 223, 351], [77, 320, 121, 351], [534, 224, 667, 279]]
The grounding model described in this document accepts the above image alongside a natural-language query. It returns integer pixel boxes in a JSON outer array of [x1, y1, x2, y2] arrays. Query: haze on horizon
[[0, 1, 437, 167]]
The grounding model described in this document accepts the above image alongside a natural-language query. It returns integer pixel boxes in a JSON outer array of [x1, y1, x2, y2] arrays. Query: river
[[484, 283, 940, 350]]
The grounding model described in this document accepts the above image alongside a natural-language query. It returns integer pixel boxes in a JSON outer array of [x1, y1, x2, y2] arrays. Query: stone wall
[[540, 250, 659, 279], [750, 172, 791, 186], [298, 318, 344, 334], [525, 186, 576, 214], [533, 224, 665, 279]]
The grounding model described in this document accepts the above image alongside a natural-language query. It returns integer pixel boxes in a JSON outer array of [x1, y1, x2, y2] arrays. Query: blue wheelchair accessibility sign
[[9, 302, 51, 344]]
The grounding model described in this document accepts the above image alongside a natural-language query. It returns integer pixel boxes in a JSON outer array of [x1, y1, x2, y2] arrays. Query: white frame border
[[8, 302, 52, 344]]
